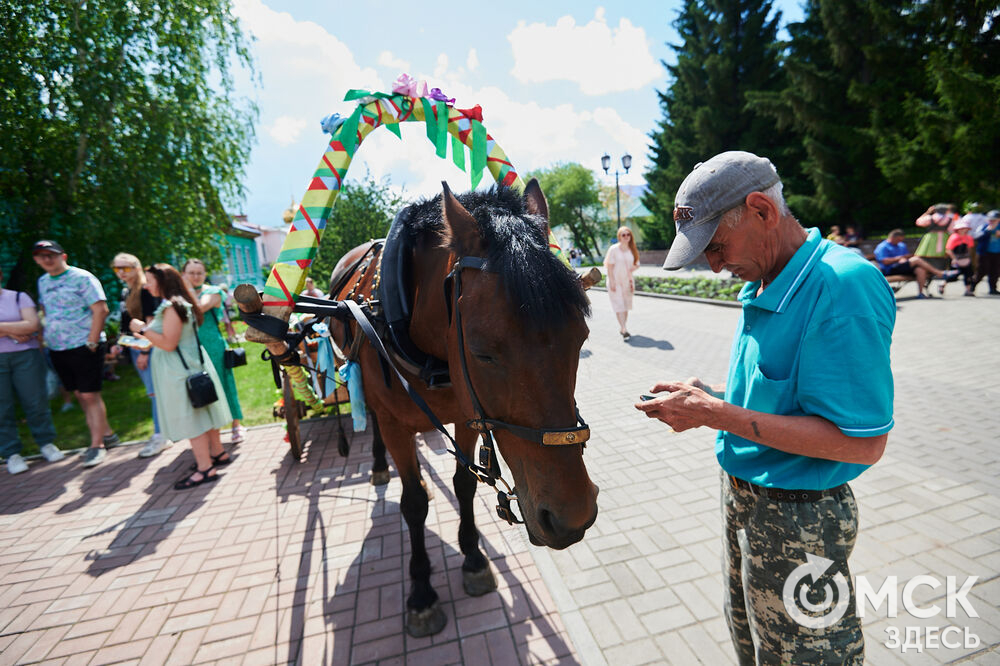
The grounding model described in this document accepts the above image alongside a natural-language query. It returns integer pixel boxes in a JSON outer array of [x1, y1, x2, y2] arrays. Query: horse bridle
[[444, 256, 591, 524], [262, 253, 591, 526]]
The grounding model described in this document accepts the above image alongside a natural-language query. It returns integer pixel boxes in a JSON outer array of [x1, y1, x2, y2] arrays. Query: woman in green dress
[[182, 259, 246, 444], [915, 203, 957, 271], [127, 264, 231, 489]]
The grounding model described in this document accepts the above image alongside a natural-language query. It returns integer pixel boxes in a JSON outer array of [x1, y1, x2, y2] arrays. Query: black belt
[[728, 474, 846, 503]]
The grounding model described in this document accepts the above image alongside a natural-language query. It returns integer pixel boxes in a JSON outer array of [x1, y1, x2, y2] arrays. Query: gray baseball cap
[[662, 151, 781, 270]]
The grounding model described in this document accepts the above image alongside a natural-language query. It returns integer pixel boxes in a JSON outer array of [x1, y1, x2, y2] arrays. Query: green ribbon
[[470, 119, 487, 190], [451, 134, 465, 172], [337, 106, 363, 156], [419, 98, 449, 160], [434, 101, 448, 159]]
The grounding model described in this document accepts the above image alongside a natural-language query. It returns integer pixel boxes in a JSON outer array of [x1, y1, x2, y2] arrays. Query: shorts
[[49, 344, 105, 393], [882, 262, 915, 277]]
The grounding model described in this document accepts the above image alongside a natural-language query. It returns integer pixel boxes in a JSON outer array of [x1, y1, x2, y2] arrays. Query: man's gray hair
[[720, 181, 790, 229]]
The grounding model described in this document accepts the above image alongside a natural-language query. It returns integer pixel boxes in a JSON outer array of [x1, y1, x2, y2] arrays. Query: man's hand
[[634, 380, 723, 432], [136, 353, 149, 371]]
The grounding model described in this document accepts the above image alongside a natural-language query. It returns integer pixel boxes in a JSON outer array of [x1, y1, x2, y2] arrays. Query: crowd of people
[[868, 207, 1000, 299], [0, 241, 246, 489]]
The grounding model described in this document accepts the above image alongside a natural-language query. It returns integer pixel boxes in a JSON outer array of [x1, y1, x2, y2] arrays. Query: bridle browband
[[444, 255, 591, 524]]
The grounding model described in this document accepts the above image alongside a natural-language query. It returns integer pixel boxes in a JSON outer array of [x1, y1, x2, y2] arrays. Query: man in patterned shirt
[[33, 240, 120, 467]]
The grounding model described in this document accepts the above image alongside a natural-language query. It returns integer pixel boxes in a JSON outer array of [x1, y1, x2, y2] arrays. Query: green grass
[[15, 328, 283, 457]]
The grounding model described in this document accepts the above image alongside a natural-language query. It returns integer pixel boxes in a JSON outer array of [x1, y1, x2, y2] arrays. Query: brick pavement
[[0, 420, 575, 664], [2, 285, 999, 665]]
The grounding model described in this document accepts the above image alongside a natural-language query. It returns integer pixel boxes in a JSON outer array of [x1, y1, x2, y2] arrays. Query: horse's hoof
[[405, 604, 447, 637], [462, 565, 497, 597], [370, 469, 391, 486]]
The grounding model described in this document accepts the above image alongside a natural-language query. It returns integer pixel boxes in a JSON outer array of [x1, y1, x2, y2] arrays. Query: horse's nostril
[[538, 507, 557, 536]]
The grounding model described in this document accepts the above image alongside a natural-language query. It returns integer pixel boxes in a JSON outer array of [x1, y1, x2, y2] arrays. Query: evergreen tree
[[747, 0, 904, 234], [644, 0, 788, 250], [865, 1, 1000, 210]]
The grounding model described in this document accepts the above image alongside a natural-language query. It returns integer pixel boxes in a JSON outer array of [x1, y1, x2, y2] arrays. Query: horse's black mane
[[403, 185, 591, 328]]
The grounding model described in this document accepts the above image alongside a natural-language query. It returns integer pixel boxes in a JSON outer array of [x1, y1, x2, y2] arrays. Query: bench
[[865, 254, 917, 294]]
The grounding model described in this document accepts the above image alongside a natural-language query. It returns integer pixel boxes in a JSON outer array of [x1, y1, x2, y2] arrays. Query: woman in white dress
[[603, 226, 640, 340]]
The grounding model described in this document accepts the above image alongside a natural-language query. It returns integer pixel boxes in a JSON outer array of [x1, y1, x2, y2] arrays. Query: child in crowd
[[943, 219, 976, 297]]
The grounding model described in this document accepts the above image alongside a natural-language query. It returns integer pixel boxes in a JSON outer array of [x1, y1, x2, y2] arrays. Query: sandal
[[173, 467, 219, 490], [188, 451, 232, 472]]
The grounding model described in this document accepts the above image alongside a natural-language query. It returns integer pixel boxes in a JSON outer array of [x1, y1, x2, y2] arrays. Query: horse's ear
[[523, 178, 549, 223], [441, 181, 484, 255]]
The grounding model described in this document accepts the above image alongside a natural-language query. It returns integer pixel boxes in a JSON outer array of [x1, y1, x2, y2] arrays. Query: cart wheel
[[283, 371, 303, 461]]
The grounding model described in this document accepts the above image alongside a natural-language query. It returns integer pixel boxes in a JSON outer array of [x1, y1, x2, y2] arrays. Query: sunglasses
[[113, 266, 136, 273]]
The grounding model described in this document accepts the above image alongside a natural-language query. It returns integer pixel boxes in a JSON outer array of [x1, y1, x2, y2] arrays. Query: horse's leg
[[380, 414, 447, 637], [454, 427, 497, 596], [369, 412, 390, 486]]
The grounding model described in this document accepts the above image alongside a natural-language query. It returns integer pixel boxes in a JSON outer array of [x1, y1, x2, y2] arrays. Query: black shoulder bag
[[177, 319, 219, 408]]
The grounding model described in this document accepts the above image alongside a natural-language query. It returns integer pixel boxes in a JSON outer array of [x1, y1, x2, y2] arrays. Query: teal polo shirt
[[718, 228, 896, 490]]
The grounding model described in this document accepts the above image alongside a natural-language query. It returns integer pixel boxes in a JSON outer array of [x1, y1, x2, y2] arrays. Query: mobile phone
[[118, 335, 152, 350], [640, 394, 656, 401]]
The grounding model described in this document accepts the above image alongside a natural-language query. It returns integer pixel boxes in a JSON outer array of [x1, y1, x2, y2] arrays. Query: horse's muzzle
[[527, 484, 599, 550]]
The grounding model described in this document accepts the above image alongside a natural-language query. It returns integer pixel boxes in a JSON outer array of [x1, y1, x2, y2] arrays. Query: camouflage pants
[[722, 472, 865, 665]]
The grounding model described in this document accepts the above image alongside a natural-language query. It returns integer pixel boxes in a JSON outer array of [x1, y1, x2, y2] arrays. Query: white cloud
[[266, 115, 308, 146], [466, 48, 479, 71], [377, 50, 410, 73], [433, 54, 449, 80], [507, 9, 661, 95], [233, 0, 382, 102]]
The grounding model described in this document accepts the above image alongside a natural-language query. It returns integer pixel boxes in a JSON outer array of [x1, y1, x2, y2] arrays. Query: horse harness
[[245, 235, 591, 525]]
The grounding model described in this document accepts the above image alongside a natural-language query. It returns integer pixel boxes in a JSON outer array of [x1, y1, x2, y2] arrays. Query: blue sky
[[232, 1, 804, 227]]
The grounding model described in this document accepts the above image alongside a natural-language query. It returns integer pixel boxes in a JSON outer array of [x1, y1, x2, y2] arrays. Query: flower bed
[[598, 275, 743, 302]]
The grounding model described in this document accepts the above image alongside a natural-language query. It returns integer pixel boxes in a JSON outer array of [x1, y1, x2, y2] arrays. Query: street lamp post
[[601, 152, 632, 226]]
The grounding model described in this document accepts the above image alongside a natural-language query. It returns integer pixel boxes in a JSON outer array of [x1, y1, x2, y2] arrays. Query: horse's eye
[[473, 353, 496, 365]]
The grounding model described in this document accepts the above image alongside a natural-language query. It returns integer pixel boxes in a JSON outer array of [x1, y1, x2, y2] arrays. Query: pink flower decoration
[[392, 73, 428, 98]]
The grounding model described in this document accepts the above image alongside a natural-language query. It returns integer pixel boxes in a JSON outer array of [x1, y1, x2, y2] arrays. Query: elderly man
[[636, 152, 895, 665], [33, 240, 120, 467]]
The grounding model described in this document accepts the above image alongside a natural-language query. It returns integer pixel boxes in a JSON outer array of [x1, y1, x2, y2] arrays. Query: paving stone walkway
[[1, 282, 998, 665], [551, 285, 1000, 666]]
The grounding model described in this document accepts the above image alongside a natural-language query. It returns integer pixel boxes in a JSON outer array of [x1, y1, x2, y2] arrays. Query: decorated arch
[[261, 76, 566, 312]]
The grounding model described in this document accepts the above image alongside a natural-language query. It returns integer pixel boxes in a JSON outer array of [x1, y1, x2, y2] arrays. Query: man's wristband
[[86, 341, 98, 351]]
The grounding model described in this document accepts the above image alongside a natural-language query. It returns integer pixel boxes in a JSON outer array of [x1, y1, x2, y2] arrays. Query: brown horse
[[326, 180, 599, 636]]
